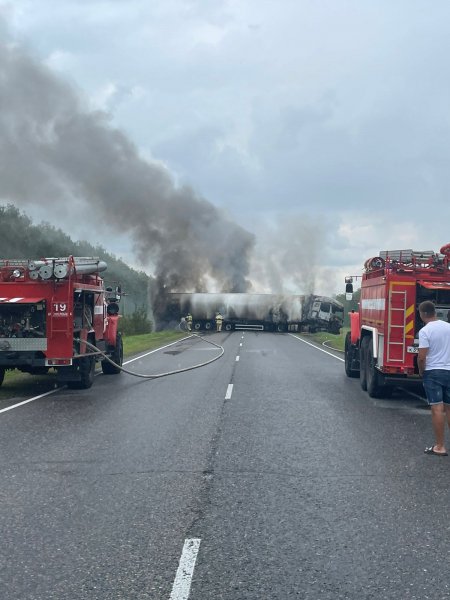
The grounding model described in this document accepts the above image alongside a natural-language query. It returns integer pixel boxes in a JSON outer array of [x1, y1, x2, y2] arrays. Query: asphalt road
[[0, 332, 449, 600]]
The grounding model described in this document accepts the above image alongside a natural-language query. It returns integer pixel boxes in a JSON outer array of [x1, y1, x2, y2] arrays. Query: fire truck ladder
[[387, 289, 407, 363]]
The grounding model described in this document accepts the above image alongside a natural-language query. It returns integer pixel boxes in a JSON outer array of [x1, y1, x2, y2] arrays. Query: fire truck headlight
[[12, 269, 22, 278]]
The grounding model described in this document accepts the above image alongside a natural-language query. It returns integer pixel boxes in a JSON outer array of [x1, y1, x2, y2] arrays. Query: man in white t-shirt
[[418, 300, 450, 456]]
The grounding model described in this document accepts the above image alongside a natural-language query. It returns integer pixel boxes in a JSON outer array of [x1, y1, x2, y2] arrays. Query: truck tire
[[205, 321, 212, 330], [0, 367, 4, 387], [366, 342, 382, 398], [330, 321, 341, 335], [194, 322, 201, 330], [360, 336, 369, 391], [344, 332, 359, 378], [225, 323, 232, 331], [102, 332, 124, 375], [68, 355, 95, 389]]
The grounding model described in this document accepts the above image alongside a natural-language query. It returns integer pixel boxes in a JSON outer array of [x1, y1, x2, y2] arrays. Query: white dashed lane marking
[[169, 538, 201, 600]]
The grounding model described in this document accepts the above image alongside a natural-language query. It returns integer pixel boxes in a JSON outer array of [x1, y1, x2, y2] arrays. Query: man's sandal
[[424, 446, 448, 456]]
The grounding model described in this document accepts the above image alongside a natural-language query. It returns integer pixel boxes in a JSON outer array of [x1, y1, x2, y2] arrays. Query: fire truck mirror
[[345, 283, 353, 300], [107, 302, 120, 316]]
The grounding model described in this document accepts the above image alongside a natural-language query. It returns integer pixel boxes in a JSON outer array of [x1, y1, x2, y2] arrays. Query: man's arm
[[418, 347, 428, 376]]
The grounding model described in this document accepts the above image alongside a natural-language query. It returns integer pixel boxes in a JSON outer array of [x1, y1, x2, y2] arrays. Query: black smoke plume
[[0, 38, 254, 317]]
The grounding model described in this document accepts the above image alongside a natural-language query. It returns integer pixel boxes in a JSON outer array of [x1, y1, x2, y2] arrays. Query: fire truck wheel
[[68, 355, 95, 389], [366, 342, 382, 398], [0, 367, 4, 386], [102, 333, 124, 375], [360, 337, 369, 391], [344, 332, 359, 378]]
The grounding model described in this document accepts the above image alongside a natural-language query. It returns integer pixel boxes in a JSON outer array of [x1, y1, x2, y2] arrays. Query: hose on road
[[76, 333, 225, 380]]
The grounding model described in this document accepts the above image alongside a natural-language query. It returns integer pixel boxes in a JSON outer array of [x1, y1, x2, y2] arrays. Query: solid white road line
[[225, 383, 233, 399], [169, 538, 201, 600], [289, 333, 344, 362], [0, 337, 194, 415], [0, 388, 60, 415], [236, 356, 240, 362], [290, 335, 428, 402]]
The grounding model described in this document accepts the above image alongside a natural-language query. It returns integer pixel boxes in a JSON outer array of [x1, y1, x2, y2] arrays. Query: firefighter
[[186, 313, 192, 332], [215, 312, 223, 332]]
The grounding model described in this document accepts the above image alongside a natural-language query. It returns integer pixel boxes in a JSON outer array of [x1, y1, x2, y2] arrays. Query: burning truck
[[160, 292, 343, 334]]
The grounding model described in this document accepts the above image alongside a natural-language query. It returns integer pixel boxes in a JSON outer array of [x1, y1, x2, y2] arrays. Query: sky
[[1, 0, 450, 296]]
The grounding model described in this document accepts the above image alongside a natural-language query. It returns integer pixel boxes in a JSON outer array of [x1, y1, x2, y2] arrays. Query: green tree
[[120, 307, 153, 336]]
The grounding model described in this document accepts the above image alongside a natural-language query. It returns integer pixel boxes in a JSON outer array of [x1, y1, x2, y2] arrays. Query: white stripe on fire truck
[[0, 298, 23, 303], [361, 298, 385, 310]]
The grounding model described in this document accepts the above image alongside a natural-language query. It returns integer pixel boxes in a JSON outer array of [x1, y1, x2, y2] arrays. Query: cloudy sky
[[1, 0, 450, 295]]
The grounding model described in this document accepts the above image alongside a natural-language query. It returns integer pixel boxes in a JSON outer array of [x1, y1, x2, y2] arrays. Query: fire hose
[[75, 332, 225, 380]]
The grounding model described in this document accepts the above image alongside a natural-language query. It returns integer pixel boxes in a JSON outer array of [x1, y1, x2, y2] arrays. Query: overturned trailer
[[163, 293, 343, 333]]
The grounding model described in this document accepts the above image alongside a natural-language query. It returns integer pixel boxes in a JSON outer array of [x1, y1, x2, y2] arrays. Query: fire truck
[[0, 256, 123, 389], [344, 244, 450, 397]]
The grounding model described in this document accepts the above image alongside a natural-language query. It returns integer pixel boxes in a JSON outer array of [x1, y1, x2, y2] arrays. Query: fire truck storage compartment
[[0, 299, 47, 344], [417, 281, 450, 323]]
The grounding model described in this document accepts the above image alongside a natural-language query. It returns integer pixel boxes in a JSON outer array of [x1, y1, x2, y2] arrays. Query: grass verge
[[308, 328, 348, 352]]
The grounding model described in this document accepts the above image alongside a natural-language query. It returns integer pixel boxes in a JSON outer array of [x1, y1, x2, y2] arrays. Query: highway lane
[[0, 331, 449, 599], [188, 333, 449, 599], [0, 332, 235, 600]]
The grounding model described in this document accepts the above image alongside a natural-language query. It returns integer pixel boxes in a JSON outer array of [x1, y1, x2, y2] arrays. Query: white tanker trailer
[[164, 293, 343, 333]]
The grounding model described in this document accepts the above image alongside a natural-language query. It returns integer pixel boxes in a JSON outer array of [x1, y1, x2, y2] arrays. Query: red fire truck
[[344, 244, 450, 397], [0, 256, 123, 389]]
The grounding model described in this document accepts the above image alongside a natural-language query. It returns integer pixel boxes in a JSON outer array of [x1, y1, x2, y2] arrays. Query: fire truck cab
[[0, 256, 123, 389], [344, 244, 450, 397]]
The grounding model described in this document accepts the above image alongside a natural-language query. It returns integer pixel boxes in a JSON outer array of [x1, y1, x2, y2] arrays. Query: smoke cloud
[[0, 39, 254, 296], [0, 27, 332, 315], [249, 214, 336, 296]]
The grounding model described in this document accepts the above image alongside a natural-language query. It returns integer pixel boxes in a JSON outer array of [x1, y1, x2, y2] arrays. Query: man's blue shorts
[[422, 369, 450, 405]]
